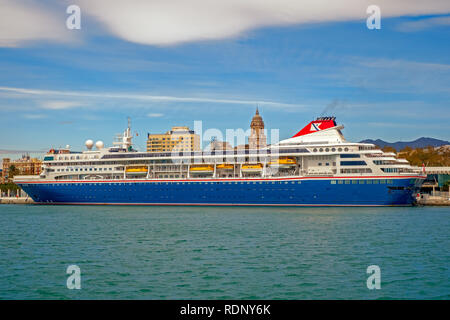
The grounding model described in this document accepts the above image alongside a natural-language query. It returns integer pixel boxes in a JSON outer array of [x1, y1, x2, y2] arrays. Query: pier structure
[[420, 167, 450, 190], [416, 167, 450, 206]]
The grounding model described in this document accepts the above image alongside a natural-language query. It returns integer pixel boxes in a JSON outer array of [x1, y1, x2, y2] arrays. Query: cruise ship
[[14, 117, 426, 206]]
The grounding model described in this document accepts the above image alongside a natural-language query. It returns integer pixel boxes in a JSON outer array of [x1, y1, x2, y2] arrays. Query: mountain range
[[359, 137, 450, 151]]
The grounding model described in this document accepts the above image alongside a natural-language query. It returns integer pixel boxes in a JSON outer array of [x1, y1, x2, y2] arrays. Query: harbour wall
[[417, 192, 450, 206], [0, 197, 35, 204]]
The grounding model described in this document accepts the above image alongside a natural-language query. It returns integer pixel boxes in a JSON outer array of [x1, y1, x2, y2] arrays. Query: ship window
[[326, 163, 330, 166], [338, 148, 342, 152], [332, 148, 336, 152], [359, 180, 365, 184], [340, 161, 367, 166], [319, 148, 323, 152], [340, 154, 360, 158], [318, 163, 322, 166], [345, 180, 350, 184], [373, 180, 379, 184], [352, 180, 358, 184], [344, 148, 349, 152], [380, 180, 386, 184], [366, 180, 372, 184], [338, 180, 343, 184], [330, 180, 336, 184], [325, 148, 329, 152]]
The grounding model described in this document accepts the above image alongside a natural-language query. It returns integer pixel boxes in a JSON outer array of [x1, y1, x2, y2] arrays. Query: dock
[[417, 192, 450, 206], [0, 197, 35, 204]]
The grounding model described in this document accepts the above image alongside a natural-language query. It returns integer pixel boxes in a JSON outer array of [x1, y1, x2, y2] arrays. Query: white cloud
[[2, 0, 450, 47], [23, 113, 47, 119], [318, 56, 450, 94], [0, 0, 74, 47], [78, 0, 450, 45], [357, 58, 450, 71], [0, 86, 298, 109], [396, 15, 450, 32], [41, 101, 85, 110], [147, 113, 164, 118]]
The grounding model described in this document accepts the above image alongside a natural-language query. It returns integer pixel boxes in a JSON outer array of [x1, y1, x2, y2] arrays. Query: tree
[[398, 146, 449, 167], [8, 165, 19, 181], [400, 146, 412, 153], [0, 182, 19, 192], [443, 180, 450, 192], [382, 146, 396, 153]]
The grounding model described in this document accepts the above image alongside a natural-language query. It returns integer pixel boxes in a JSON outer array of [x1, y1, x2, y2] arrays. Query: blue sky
[[0, 0, 449, 159]]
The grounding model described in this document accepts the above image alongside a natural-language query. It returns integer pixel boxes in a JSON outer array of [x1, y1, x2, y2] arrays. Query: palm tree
[[8, 165, 19, 180]]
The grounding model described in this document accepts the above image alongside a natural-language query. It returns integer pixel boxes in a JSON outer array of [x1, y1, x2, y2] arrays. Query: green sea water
[[0, 204, 448, 299]]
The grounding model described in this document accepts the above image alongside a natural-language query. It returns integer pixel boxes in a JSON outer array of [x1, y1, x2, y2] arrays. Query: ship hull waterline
[[17, 175, 425, 207]]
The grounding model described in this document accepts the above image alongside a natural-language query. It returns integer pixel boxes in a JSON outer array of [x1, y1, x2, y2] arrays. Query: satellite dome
[[85, 139, 94, 150], [95, 140, 104, 149]]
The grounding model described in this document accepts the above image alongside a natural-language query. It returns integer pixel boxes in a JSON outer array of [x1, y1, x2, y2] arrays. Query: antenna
[[128, 116, 131, 130]]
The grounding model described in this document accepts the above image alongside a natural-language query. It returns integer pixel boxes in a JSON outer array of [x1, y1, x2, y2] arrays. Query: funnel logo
[[310, 122, 322, 132]]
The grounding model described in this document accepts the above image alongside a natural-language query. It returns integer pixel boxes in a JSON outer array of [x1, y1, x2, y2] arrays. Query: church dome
[[250, 108, 264, 129]]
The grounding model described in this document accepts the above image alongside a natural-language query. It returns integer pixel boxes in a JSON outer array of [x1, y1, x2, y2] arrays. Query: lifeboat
[[241, 163, 263, 173], [217, 164, 234, 170], [189, 165, 214, 175], [268, 157, 297, 168], [125, 166, 148, 175]]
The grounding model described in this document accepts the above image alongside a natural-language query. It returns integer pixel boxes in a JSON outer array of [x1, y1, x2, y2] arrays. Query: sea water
[[0, 205, 448, 299]]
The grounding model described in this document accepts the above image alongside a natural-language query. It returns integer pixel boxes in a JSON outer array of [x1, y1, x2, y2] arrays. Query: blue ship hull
[[17, 176, 423, 206]]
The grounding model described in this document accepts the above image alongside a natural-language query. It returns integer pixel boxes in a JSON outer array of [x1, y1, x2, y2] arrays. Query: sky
[[0, 0, 449, 160]]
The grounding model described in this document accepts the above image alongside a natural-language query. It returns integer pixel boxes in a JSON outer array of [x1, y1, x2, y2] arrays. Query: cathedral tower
[[249, 108, 267, 149]]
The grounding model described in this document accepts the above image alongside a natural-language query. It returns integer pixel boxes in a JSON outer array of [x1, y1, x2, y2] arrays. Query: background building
[[1, 155, 42, 183], [147, 126, 200, 152], [248, 108, 267, 149], [209, 139, 233, 151]]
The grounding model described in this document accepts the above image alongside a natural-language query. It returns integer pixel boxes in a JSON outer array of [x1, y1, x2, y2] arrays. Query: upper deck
[[15, 117, 424, 182]]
